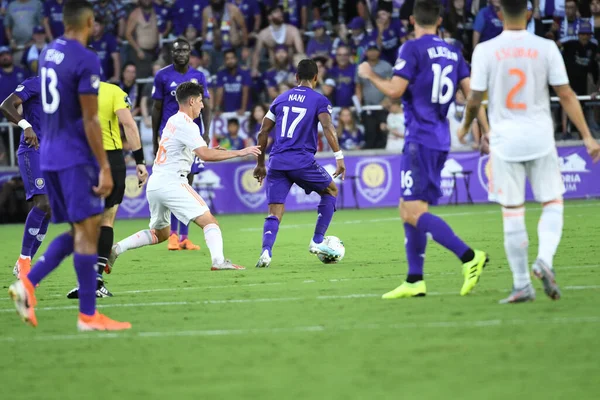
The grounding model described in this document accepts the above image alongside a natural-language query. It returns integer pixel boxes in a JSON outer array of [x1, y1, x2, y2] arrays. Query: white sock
[[537, 201, 564, 270], [204, 223, 225, 265], [115, 229, 158, 255], [503, 207, 531, 288]]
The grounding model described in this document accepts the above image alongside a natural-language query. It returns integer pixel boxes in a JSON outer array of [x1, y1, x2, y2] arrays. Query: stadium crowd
[[1, 0, 600, 165]]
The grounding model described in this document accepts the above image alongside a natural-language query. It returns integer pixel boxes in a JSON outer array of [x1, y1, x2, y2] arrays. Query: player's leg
[[28, 194, 51, 258], [177, 172, 202, 251], [529, 151, 565, 300], [168, 214, 180, 250]]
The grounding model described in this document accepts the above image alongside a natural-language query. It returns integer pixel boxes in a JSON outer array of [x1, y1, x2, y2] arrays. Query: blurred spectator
[[262, 45, 296, 100], [365, 0, 410, 25], [218, 118, 245, 149], [215, 48, 251, 114], [184, 24, 203, 54], [140, 61, 164, 162], [247, 103, 268, 145], [337, 107, 365, 150], [355, 42, 392, 149], [93, 0, 127, 39], [554, 0, 581, 43], [384, 100, 404, 151], [348, 17, 371, 63], [592, 0, 600, 43], [120, 63, 140, 117], [21, 25, 46, 74], [323, 45, 356, 107], [312, 0, 361, 27], [313, 56, 328, 94], [90, 16, 120, 83], [277, 81, 293, 95], [171, 0, 207, 37], [472, 0, 502, 47], [125, 0, 159, 79], [0, 46, 28, 107], [0, 2, 8, 47], [306, 20, 332, 58], [4, 0, 42, 50], [444, 0, 475, 54], [252, 6, 304, 77], [154, 0, 173, 37], [202, 0, 247, 72], [43, 0, 64, 41], [230, 0, 261, 42], [264, 0, 308, 31], [373, 1, 407, 64], [331, 24, 351, 57]]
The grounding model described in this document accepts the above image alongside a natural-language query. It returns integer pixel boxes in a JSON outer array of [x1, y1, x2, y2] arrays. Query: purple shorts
[[267, 161, 332, 204], [43, 164, 105, 224], [400, 142, 448, 205], [18, 150, 46, 201]]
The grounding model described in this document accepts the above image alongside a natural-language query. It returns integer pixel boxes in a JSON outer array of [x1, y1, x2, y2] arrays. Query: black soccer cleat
[[66, 277, 114, 299]]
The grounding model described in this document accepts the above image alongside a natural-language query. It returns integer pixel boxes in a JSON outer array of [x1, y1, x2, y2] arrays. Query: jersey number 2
[[41, 67, 60, 114], [506, 68, 527, 110], [281, 106, 307, 138]]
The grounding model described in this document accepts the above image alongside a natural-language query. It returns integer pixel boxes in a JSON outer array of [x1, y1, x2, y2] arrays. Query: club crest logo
[[34, 178, 45, 189], [356, 159, 392, 203], [234, 165, 266, 208], [190, 78, 198, 84], [120, 173, 147, 214], [477, 154, 492, 194]]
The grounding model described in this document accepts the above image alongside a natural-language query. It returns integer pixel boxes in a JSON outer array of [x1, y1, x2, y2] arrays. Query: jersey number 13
[[41, 67, 60, 114]]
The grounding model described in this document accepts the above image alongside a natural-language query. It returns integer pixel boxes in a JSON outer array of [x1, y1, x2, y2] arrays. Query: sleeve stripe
[[265, 110, 276, 122]]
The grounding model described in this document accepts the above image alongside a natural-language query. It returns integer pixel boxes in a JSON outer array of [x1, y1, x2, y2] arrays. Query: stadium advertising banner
[[0, 146, 597, 219]]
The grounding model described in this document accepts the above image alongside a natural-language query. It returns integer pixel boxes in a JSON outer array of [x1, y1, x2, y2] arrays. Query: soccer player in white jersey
[[460, 0, 600, 303], [108, 82, 261, 271]]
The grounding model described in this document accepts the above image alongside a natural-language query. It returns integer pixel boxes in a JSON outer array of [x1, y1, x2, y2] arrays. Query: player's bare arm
[[116, 108, 148, 186], [201, 96, 211, 143], [80, 94, 113, 198], [253, 116, 275, 185], [0, 93, 38, 149], [357, 62, 409, 99], [195, 145, 261, 162], [460, 89, 487, 150], [553, 84, 600, 162], [152, 99, 163, 156], [318, 112, 346, 180]]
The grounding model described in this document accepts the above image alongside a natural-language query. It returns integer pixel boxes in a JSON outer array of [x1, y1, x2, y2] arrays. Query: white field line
[[239, 202, 599, 232], [1, 316, 599, 343], [1, 284, 599, 314]]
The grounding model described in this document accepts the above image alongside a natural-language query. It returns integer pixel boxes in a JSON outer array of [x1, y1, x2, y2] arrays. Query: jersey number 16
[[431, 64, 454, 105]]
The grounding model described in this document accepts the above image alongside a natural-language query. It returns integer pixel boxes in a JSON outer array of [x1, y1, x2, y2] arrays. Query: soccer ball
[[317, 236, 345, 264]]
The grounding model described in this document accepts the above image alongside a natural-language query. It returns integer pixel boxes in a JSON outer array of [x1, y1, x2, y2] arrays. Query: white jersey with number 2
[[470, 30, 569, 162]]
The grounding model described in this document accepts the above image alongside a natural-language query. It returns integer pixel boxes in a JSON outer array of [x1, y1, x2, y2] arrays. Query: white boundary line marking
[[1, 316, 599, 342]]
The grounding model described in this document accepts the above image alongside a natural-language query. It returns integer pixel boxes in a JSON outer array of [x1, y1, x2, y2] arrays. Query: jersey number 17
[[281, 106, 307, 138]]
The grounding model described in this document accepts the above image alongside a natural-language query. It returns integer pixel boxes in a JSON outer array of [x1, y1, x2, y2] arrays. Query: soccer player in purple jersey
[[253, 59, 346, 268], [358, 0, 489, 298], [1, 76, 51, 279], [152, 37, 212, 251], [8, 0, 131, 331]]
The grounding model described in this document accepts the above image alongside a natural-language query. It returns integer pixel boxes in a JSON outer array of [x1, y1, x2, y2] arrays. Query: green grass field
[[1, 201, 599, 399]]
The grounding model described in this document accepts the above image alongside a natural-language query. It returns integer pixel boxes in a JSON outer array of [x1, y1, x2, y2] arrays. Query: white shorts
[[147, 182, 210, 230], [489, 150, 565, 207]]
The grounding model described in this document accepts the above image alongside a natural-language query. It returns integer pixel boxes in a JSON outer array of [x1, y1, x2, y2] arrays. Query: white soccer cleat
[[308, 239, 341, 259], [211, 259, 246, 271], [255, 250, 272, 268], [104, 245, 119, 274]]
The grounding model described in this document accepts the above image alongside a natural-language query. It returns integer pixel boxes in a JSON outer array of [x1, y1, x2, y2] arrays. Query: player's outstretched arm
[[357, 62, 408, 99], [460, 88, 486, 145], [195, 145, 261, 162], [0, 93, 38, 149], [152, 99, 163, 157], [318, 112, 346, 180]]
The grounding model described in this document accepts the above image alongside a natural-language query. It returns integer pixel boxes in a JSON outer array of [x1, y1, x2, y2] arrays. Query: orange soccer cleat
[[77, 312, 132, 331], [167, 233, 180, 251], [8, 276, 38, 327], [179, 238, 201, 250], [14, 256, 32, 280]]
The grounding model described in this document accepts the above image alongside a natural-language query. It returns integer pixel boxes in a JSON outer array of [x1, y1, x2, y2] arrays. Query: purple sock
[[30, 215, 50, 258], [21, 206, 47, 257], [179, 219, 189, 241], [27, 232, 74, 286], [262, 215, 280, 257], [74, 253, 98, 316], [170, 214, 178, 236], [416, 212, 471, 261], [404, 223, 427, 281], [313, 195, 336, 243]]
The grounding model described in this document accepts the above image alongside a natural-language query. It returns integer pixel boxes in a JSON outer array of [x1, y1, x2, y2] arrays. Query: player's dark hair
[[227, 118, 240, 126], [223, 48, 236, 58], [297, 59, 318, 81], [500, 0, 528, 17], [63, 0, 94, 28], [173, 37, 191, 49], [269, 5, 284, 14], [413, 0, 442, 27], [176, 82, 204, 104]]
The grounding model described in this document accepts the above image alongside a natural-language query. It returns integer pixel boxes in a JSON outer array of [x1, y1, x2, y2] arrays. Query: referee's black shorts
[[105, 150, 126, 209]]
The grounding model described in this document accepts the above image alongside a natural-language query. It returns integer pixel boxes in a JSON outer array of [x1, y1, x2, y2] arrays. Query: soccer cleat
[[13, 257, 32, 280], [67, 277, 114, 299], [460, 250, 489, 296], [77, 312, 132, 331], [532, 259, 561, 300], [167, 233, 180, 251], [308, 239, 341, 259], [8, 277, 38, 327], [382, 281, 427, 299], [211, 260, 245, 271], [499, 284, 536, 304], [255, 250, 272, 268], [104, 245, 118, 274], [179, 238, 201, 250]]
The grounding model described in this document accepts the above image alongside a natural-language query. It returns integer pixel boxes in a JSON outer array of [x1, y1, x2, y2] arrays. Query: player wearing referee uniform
[[67, 81, 148, 298]]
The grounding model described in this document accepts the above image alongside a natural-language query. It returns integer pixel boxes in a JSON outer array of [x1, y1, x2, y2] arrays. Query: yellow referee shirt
[[99, 82, 131, 151]]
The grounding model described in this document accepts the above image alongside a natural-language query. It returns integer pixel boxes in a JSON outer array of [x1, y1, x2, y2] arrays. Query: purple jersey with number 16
[[395, 34, 469, 205], [265, 86, 333, 204], [39, 37, 104, 223]]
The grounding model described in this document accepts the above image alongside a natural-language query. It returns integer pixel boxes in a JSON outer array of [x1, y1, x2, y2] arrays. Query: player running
[[108, 82, 260, 270], [460, 0, 600, 303], [152, 38, 211, 251], [253, 59, 346, 268], [357, 0, 489, 298], [8, 0, 131, 331], [66, 80, 149, 299], [1, 76, 51, 279]]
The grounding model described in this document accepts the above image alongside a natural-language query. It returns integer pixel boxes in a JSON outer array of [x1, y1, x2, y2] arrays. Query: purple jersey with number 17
[[394, 34, 470, 152], [267, 86, 332, 171]]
